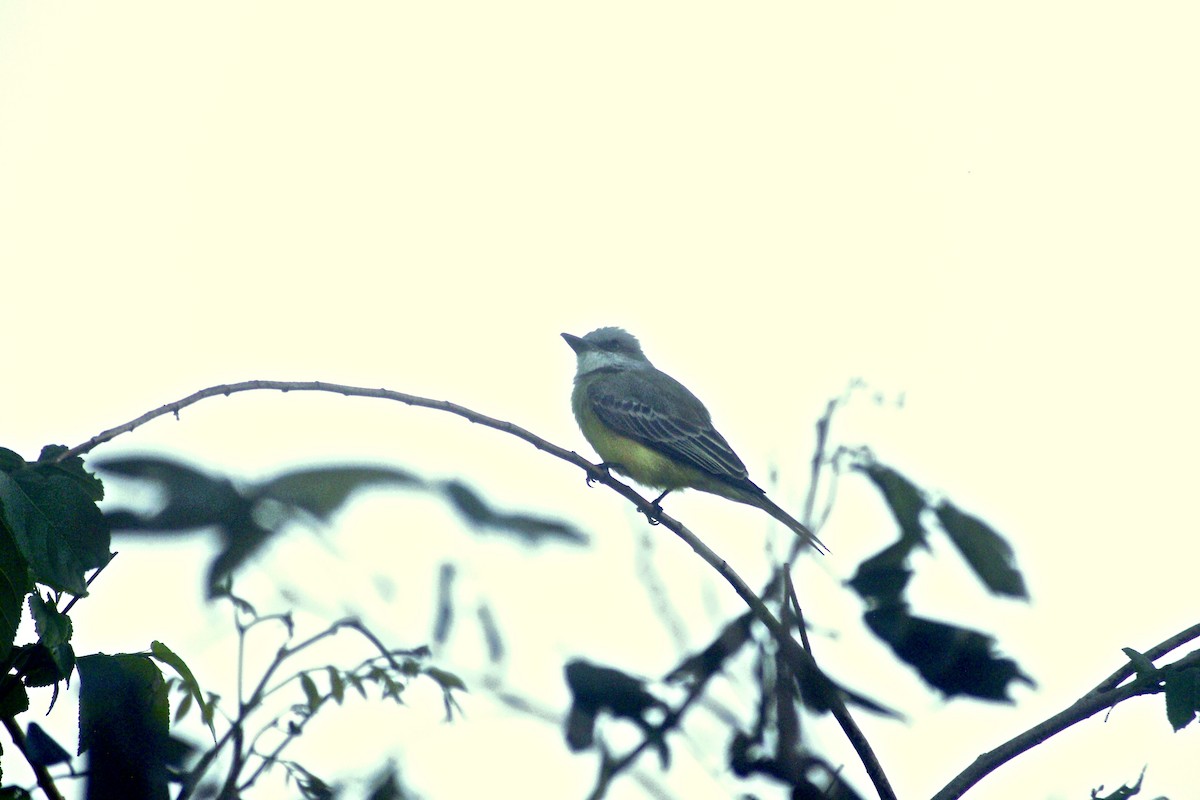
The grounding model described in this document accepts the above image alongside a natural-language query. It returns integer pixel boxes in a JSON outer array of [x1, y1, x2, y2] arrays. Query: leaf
[[423, 666, 467, 693], [327, 667, 345, 704], [300, 672, 322, 712], [0, 467, 110, 595], [29, 593, 72, 649], [441, 480, 588, 545], [257, 465, 421, 522], [0, 524, 32, 662], [173, 688, 193, 723], [865, 605, 1035, 701], [76, 653, 170, 800], [564, 659, 667, 765], [25, 595, 74, 699], [1163, 666, 1200, 731], [151, 640, 216, 740], [0, 448, 26, 474], [935, 501, 1028, 599], [36, 446, 104, 502], [13, 642, 74, 688], [855, 463, 928, 545], [0, 680, 28, 717], [97, 456, 248, 532], [666, 612, 754, 685], [24, 723, 71, 768], [846, 539, 917, 607]]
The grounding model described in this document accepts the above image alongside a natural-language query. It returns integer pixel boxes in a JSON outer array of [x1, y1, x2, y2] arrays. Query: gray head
[[562, 327, 652, 374]]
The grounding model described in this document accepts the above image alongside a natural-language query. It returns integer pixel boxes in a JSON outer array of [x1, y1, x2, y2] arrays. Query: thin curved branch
[[932, 637, 1200, 800], [64, 381, 894, 799]]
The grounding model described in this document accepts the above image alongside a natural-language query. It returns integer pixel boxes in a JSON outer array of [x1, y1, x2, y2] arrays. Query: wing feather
[[586, 368, 758, 490]]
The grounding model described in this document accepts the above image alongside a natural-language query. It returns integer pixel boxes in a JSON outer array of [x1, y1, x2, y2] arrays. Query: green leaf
[[29, 593, 72, 649], [935, 501, 1028, 599], [0, 466, 111, 595], [855, 463, 928, 545], [346, 673, 368, 700], [0, 524, 32, 662], [257, 465, 421, 522], [423, 666, 467, 693], [13, 642, 73, 688], [327, 666, 345, 704], [0, 448, 26, 474], [300, 672, 321, 712], [77, 654, 170, 800], [150, 640, 216, 741], [1164, 666, 1200, 731], [36, 446, 104, 502]]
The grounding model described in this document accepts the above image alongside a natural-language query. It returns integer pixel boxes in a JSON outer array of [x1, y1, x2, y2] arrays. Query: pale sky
[[2, 3, 1198, 799]]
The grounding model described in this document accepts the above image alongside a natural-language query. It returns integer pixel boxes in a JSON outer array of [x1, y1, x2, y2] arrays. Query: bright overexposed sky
[[2, 3, 1198, 799]]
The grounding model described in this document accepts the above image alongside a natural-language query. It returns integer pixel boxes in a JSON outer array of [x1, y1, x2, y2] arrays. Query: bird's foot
[[642, 490, 672, 525], [585, 461, 622, 487]]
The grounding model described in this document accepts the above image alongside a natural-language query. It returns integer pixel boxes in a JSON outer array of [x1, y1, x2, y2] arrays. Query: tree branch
[[932, 634, 1200, 800], [1, 713, 66, 800], [65, 381, 893, 798]]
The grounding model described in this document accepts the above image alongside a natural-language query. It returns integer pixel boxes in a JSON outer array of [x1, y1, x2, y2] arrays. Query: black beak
[[561, 333, 587, 354]]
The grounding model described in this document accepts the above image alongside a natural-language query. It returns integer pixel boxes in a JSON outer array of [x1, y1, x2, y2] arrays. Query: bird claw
[[585, 461, 621, 487]]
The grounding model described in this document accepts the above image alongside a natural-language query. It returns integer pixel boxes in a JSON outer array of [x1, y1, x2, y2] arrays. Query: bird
[[562, 327, 826, 553]]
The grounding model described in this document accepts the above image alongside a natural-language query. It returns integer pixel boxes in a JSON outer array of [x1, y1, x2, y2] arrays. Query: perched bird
[[563, 327, 826, 553]]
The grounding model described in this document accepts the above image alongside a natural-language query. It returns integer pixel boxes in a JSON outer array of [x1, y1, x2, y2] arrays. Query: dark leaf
[[855, 462, 928, 545], [665, 612, 754, 685], [365, 766, 407, 800], [37, 446, 104, 502], [935, 501, 1028, 599], [97, 456, 248, 532], [0, 448, 26, 473], [77, 653, 170, 800], [1164, 666, 1200, 731], [294, 766, 335, 800], [1091, 766, 1146, 799], [565, 659, 663, 719], [0, 524, 32, 661], [564, 659, 668, 765], [846, 539, 917, 607], [865, 605, 1034, 701], [14, 642, 73, 688], [441, 480, 588, 545], [0, 680, 29, 717], [327, 667, 345, 704], [0, 467, 110, 595], [204, 519, 275, 598], [300, 672, 322, 712], [423, 666, 466, 693], [24, 723, 71, 768], [257, 465, 421, 522]]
